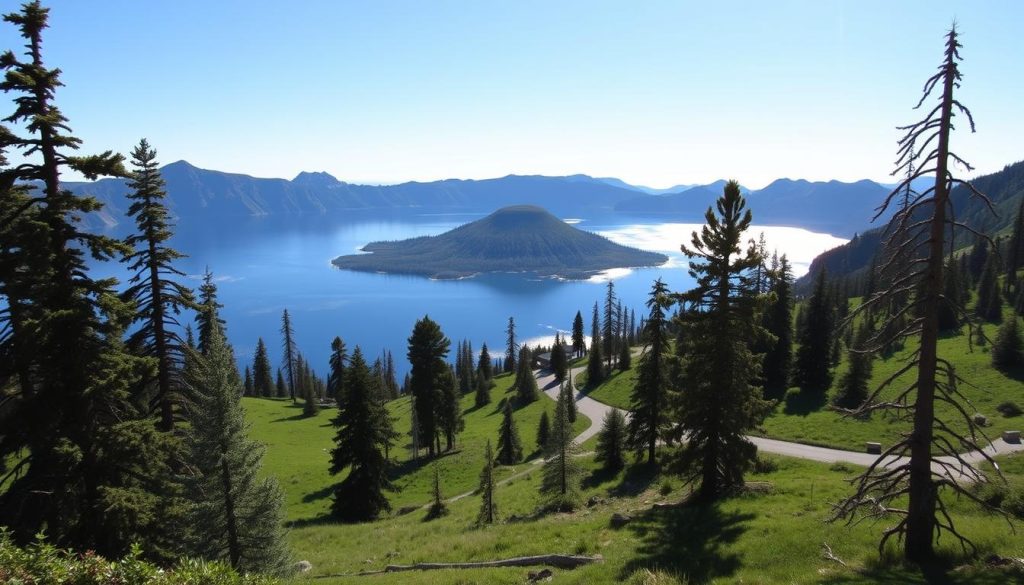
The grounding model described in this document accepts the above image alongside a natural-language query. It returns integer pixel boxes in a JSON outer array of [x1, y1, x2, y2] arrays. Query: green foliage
[[505, 316, 517, 373], [832, 321, 874, 409], [476, 441, 498, 525], [540, 388, 582, 511], [762, 255, 795, 399], [572, 310, 586, 358], [551, 333, 569, 383], [587, 301, 606, 386], [477, 342, 493, 380], [536, 409, 551, 451], [628, 278, 672, 464], [474, 371, 492, 407], [794, 269, 834, 399], [496, 401, 523, 465], [975, 253, 1003, 323], [595, 409, 627, 473], [514, 345, 539, 404], [425, 463, 449, 520], [182, 324, 289, 575], [407, 315, 451, 457], [992, 317, 1023, 370], [670, 180, 773, 500], [253, 338, 274, 397], [330, 347, 397, 522], [558, 381, 577, 424], [280, 309, 297, 401], [438, 366, 465, 450]]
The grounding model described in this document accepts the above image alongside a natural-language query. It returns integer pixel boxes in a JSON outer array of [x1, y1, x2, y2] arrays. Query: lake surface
[[94, 211, 847, 379]]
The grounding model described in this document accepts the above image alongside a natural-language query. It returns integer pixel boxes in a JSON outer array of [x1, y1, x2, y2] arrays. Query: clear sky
[[2, 1, 1021, 189]]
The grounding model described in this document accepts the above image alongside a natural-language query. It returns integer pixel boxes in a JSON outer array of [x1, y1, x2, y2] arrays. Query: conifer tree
[[992, 317, 1023, 370], [571, 310, 586, 357], [603, 282, 619, 369], [438, 366, 464, 451], [275, 368, 287, 398], [628, 278, 672, 464], [974, 253, 1002, 322], [558, 380, 577, 423], [595, 409, 627, 473], [196, 270, 226, 354], [477, 342, 493, 381], [669, 180, 772, 500], [833, 321, 874, 410], [587, 301, 605, 386], [540, 391, 581, 511], [762, 255, 794, 399], [505, 316, 517, 373], [496, 401, 523, 465], [1006, 200, 1024, 293], [121, 139, 194, 431], [618, 334, 632, 371], [182, 323, 289, 574], [795, 269, 834, 400], [937, 257, 964, 332], [243, 366, 254, 396], [280, 309, 297, 402], [425, 463, 449, 520], [330, 347, 396, 522], [252, 338, 274, 397], [477, 441, 498, 525], [407, 315, 450, 457], [514, 345, 539, 404], [474, 370, 491, 407], [550, 332, 568, 383], [327, 336, 347, 402], [536, 409, 551, 452]]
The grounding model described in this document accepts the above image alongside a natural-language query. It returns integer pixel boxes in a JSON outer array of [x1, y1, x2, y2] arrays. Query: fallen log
[[381, 554, 603, 572]]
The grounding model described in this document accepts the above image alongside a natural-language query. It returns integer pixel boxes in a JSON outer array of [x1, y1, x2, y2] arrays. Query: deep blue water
[[92, 211, 846, 380]]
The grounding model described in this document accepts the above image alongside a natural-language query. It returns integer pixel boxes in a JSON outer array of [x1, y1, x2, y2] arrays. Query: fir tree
[[477, 441, 498, 525], [121, 139, 194, 431], [196, 270, 226, 355], [474, 370, 491, 407], [252, 338, 274, 397], [425, 463, 449, 520], [762, 255, 794, 399], [280, 309, 297, 402], [558, 380, 577, 423], [795, 269, 834, 400], [628, 278, 672, 464], [330, 347, 396, 522], [992, 317, 1023, 370], [974, 253, 1002, 323], [275, 368, 287, 398], [536, 409, 551, 452], [937, 257, 963, 332], [327, 336, 347, 402], [514, 345, 539, 404], [571, 310, 586, 358], [243, 366, 254, 396], [407, 315, 450, 457], [540, 390, 582, 511], [603, 281, 619, 369], [496, 401, 523, 465], [595, 409, 627, 473], [438, 366, 464, 451], [550, 332, 568, 383], [669, 180, 773, 500], [833, 321, 874, 410], [477, 342, 493, 381], [587, 301, 605, 386], [618, 334, 631, 371], [182, 324, 289, 574], [505, 316, 517, 373]]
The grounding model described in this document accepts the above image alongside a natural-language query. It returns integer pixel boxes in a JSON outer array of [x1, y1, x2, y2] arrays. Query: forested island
[[331, 205, 668, 279]]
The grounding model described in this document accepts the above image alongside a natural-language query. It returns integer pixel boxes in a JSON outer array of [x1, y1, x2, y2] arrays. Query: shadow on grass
[[301, 483, 333, 504], [270, 402, 310, 422], [619, 499, 752, 583], [995, 361, 1024, 384], [285, 513, 334, 529], [819, 552, 1021, 585], [387, 448, 462, 482], [783, 389, 828, 415], [606, 462, 658, 498]]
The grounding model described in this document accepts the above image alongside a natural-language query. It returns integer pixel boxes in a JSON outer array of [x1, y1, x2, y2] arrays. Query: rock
[[610, 512, 632, 528], [528, 568, 554, 582], [295, 560, 312, 573], [1004, 430, 1021, 444], [865, 442, 882, 454], [973, 412, 988, 427], [587, 495, 605, 508]]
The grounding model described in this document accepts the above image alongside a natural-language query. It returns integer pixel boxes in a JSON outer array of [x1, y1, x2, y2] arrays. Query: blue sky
[[2, 1, 1021, 188]]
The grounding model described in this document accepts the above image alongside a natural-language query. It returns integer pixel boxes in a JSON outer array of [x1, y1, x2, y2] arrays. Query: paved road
[[536, 365, 1024, 481]]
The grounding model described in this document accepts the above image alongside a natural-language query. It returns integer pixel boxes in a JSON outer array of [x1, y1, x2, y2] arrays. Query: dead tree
[[830, 25, 1007, 563]]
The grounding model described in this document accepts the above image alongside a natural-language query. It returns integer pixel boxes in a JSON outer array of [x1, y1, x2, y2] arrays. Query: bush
[[0, 530, 279, 585], [752, 456, 779, 474]]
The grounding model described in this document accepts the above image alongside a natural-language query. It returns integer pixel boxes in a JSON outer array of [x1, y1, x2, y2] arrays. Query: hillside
[[800, 160, 1024, 287], [331, 205, 668, 279]]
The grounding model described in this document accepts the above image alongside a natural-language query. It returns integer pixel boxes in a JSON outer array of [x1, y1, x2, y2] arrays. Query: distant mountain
[[615, 179, 889, 237], [66, 162, 646, 231], [331, 205, 668, 279], [799, 160, 1024, 288]]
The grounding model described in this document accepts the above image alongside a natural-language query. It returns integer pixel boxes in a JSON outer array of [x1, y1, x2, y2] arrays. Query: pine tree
[[618, 334, 632, 371], [253, 338, 274, 397], [275, 368, 287, 398], [795, 269, 834, 400], [407, 315, 450, 457], [833, 321, 874, 410], [425, 463, 449, 520], [595, 409, 627, 473], [540, 391, 581, 511], [603, 282, 619, 369], [330, 347, 396, 522], [505, 316, 517, 373], [496, 401, 523, 465], [514, 345, 539, 404], [121, 139, 194, 431], [477, 441, 498, 525], [280, 309, 297, 402], [762, 255, 794, 399], [243, 366, 254, 396], [477, 342, 493, 381], [474, 370, 492, 407], [182, 323, 289, 574], [974, 253, 1002, 322], [669, 180, 773, 500], [559, 380, 577, 423], [587, 301, 605, 386], [937, 257, 963, 332], [992, 317, 1023, 370], [571, 310, 586, 358], [628, 278, 672, 464], [196, 270, 226, 355], [327, 336, 347, 402], [550, 333, 568, 383], [536, 410, 551, 452], [438, 366, 464, 451]]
